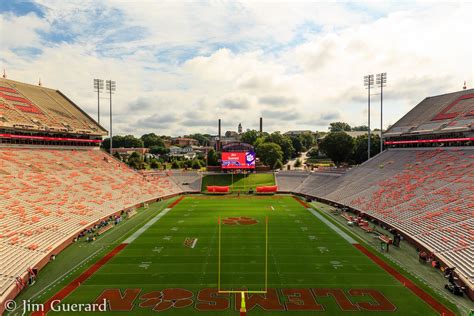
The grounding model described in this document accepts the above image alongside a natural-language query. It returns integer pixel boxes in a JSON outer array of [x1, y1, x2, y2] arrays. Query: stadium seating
[[384, 89, 474, 136], [168, 171, 202, 192], [274, 171, 310, 192], [0, 78, 106, 136], [277, 148, 474, 286], [0, 147, 182, 297]]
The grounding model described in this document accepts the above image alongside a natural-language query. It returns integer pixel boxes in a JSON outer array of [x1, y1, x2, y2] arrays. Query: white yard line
[[307, 208, 358, 245], [122, 208, 172, 244]]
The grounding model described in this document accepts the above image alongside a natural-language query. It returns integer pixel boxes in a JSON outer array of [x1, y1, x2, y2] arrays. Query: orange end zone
[[353, 244, 454, 316], [33, 243, 128, 315], [168, 196, 185, 208]]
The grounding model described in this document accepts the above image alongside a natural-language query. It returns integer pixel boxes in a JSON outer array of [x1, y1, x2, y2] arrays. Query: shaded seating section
[[283, 148, 473, 286], [0, 147, 182, 297], [274, 171, 310, 192], [168, 171, 202, 192]]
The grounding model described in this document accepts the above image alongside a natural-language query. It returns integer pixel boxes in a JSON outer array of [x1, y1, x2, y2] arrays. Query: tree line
[[101, 120, 381, 170]]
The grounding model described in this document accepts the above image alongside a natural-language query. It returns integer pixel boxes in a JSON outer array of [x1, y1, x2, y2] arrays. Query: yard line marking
[[307, 208, 357, 244], [123, 208, 171, 244]]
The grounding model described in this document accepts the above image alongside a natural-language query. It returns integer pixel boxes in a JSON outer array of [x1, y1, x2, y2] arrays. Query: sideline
[[122, 208, 171, 244], [354, 244, 454, 316], [310, 204, 455, 316], [32, 244, 128, 315], [306, 207, 357, 244]]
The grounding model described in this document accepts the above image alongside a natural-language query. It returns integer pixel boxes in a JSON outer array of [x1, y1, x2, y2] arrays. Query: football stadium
[[0, 78, 473, 316], [0, 1, 473, 316]]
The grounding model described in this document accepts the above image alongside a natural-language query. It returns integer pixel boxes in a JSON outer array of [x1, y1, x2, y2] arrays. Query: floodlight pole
[[98, 88, 100, 124], [106, 80, 116, 155], [364, 74, 374, 160], [376, 73, 387, 153], [93, 79, 104, 125], [109, 83, 112, 155], [368, 83, 371, 159]]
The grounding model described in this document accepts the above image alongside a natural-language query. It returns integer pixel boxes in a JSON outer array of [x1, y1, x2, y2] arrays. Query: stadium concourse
[[0, 78, 202, 313], [277, 89, 474, 300]]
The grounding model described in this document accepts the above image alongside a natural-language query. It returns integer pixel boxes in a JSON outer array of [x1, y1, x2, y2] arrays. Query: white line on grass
[[307, 208, 358, 244], [26, 247, 104, 304], [123, 208, 172, 244]]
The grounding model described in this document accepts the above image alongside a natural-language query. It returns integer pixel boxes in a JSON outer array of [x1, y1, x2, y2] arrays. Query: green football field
[[37, 195, 448, 315]]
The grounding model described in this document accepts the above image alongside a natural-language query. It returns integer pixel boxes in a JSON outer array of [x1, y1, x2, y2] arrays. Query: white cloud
[[0, 0, 472, 137]]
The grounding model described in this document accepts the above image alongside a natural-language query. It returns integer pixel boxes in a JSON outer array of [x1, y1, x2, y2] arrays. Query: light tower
[[364, 74, 374, 160], [376, 73, 387, 153], [93, 79, 104, 124], [105, 80, 116, 155]]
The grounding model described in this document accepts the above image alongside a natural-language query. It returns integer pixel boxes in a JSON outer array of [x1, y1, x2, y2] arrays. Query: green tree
[[256, 142, 283, 169], [101, 135, 144, 149], [264, 132, 294, 163], [350, 134, 381, 164], [319, 132, 354, 165], [290, 136, 304, 155], [149, 145, 170, 155], [329, 122, 351, 132], [273, 159, 283, 170], [140, 133, 165, 148], [352, 125, 369, 131], [300, 132, 315, 150], [206, 148, 219, 166], [191, 159, 201, 169], [171, 160, 180, 169], [294, 158, 302, 168], [307, 147, 320, 158], [182, 160, 192, 169], [185, 133, 210, 146], [253, 137, 265, 149], [127, 152, 143, 169], [112, 152, 122, 161], [240, 129, 259, 146], [150, 159, 160, 169]]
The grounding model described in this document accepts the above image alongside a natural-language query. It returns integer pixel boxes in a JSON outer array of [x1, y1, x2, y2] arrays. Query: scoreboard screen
[[221, 151, 256, 169]]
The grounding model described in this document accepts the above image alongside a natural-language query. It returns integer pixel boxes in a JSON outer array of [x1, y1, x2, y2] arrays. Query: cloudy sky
[[1, 0, 473, 136]]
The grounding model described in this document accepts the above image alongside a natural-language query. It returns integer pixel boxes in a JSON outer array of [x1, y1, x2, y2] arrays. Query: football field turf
[[40, 195, 449, 315], [201, 173, 275, 192]]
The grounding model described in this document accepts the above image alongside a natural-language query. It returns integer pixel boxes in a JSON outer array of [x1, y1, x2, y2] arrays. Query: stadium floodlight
[[106, 80, 116, 155], [93, 79, 104, 124], [376, 73, 387, 153], [364, 74, 374, 160]]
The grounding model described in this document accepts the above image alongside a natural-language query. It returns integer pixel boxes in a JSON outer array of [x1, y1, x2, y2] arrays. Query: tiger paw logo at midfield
[[222, 217, 258, 225], [139, 288, 194, 311]]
